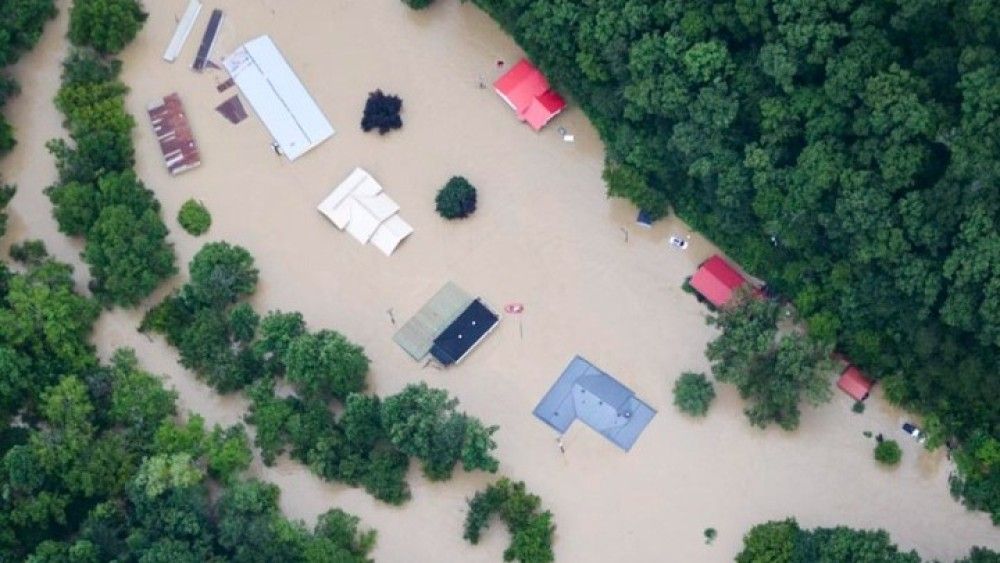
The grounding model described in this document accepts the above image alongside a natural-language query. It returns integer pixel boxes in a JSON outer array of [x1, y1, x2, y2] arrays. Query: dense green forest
[[736, 518, 998, 562], [141, 242, 502, 505], [0, 253, 376, 560], [470, 0, 1000, 521]]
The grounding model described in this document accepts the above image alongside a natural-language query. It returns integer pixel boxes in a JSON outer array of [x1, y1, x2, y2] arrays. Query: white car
[[902, 422, 927, 444], [669, 235, 689, 250]]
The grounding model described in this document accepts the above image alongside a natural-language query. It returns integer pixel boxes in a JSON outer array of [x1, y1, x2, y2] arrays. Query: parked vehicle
[[902, 422, 927, 444], [669, 235, 689, 250]]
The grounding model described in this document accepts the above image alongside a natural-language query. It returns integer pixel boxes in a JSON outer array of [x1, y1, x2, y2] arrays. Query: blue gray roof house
[[533, 356, 656, 451]]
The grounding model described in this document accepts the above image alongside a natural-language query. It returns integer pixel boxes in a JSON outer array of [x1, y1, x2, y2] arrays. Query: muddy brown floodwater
[[2, 1, 997, 561]]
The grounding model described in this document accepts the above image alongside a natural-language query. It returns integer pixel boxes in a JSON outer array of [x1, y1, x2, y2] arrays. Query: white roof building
[[223, 35, 334, 161], [318, 168, 413, 256]]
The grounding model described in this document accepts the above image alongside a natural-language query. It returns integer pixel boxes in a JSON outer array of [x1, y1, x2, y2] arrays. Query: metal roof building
[[837, 365, 874, 401], [493, 59, 566, 131], [690, 255, 749, 308], [533, 356, 656, 451], [223, 35, 334, 161]]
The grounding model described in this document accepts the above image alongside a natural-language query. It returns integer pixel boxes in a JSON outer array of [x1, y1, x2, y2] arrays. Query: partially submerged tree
[[435, 176, 478, 219], [360, 89, 403, 135], [178, 199, 211, 236], [736, 518, 922, 563], [68, 0, 147, 54], [463, 478, 555, 563], [874, 440, 902, 466], [401, 0, 434, 9], [707, 297, 834, 430], [672, 372, 715, 417]]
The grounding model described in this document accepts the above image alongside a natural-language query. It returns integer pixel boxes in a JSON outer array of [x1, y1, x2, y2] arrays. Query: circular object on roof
[[504, 303, 524, 314]]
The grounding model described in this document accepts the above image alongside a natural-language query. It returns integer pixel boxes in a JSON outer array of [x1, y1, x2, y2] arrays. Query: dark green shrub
[[402, 0, 434, 9], [178, 199, 211, 236], [435, 176, 477, 219], [672, 372, 715, 417], [874, 440, 902, 466]]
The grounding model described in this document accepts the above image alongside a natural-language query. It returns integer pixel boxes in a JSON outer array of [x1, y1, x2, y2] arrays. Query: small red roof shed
[[837, 366, 874, 401], [690, 255, 748, 308], [493, 59, 566, 131]]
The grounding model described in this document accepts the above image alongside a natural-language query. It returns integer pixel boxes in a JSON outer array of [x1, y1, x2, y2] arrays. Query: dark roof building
[[430, 299, 500, 366], [533, 356, 656, 451], [690, 255, 749, 308], [147, 93, 201, 175]]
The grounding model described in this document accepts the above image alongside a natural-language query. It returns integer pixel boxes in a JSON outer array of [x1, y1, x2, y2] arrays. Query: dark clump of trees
[[706, 296, 834, 430], [436, 176, 478, 219], [46, 45, 176, 307], [737, 518, 998, 563], [464, 478, 556, 563], [470, 0, 1000, 522], [0, 244, 376, 561], [144, 241, 501, 505], [360, 89, 403, 135], [68, 0, 147, 54], [401, 0, 435, 9]]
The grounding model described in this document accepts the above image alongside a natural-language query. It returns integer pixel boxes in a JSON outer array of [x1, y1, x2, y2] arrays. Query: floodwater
[[2, 0, 997, 560]]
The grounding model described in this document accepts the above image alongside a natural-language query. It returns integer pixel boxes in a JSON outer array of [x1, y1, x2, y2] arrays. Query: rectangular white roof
[[163, 0, 201, 62], [223, 35, 334, 161]]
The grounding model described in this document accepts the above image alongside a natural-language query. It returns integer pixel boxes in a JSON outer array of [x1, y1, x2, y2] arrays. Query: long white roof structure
[[318, 168, 413, 256], [223, 35, 334, 161], [163, 0, 201, 62]]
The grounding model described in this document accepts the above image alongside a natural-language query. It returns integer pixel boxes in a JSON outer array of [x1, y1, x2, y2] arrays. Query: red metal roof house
[[493, 59, 566, 131], [837, 365, 874, 401], [690, 255, 749, 308]]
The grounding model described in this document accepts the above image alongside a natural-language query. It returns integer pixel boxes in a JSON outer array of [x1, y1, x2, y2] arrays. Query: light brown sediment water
[[2, 1, 998, 561]]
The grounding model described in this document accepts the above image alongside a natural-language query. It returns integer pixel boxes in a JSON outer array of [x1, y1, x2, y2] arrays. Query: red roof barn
[[837, 365, 874, 401], [690, 255, 748, 308], [493, 59, 566, 131]]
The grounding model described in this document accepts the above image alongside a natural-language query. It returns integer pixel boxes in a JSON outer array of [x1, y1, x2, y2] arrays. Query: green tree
[[107, 348, 177, 442], [435, 176, 477, 219], [68, 0, 147, 54], [401, 0, 434, 9], [874, 440, 903, 466], [284, 330, 369, 401], [672, 372, 715, 417], [177, 199, 211, 236], [736, 519, 799, 563], [187, 242, 259, 307], [381, 383, 498, 480], [83, 206, 176, 306], [463, 478, 555, 563]]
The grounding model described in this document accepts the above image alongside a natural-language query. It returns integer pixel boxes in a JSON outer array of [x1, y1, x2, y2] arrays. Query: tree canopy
[[463, 478, 555, 563], [471, 0, 1000, 520], [145, 241, 501, 505], [706, 297, 834, 430], [46, 46, 175, 307], [0, 246, 375, 561], [68, 0, 146, 54]]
